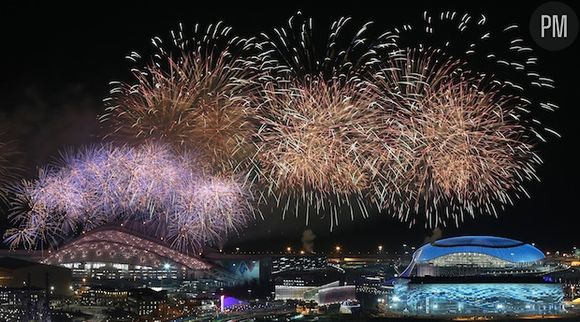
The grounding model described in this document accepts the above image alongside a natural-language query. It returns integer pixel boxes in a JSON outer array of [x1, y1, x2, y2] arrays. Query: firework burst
[[102, 22, 261, 175], [168, 175, 250, 250], [6, 13, 557, 241], [3, 143, 253, 252], [254, 13, 389, 227], [383, 10, 560, 140], [256, 78, 384, 226], [258, 12, 383, 82], [371, 49, 541, 227]]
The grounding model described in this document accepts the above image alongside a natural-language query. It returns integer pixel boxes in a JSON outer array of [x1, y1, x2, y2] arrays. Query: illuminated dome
[[42, 227, 212, 271], [401, 236, 547, 277], [416, 236, 545, 264]]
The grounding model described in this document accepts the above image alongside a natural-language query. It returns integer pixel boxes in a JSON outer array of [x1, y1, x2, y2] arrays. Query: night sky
[[1, 0, 578, 253]]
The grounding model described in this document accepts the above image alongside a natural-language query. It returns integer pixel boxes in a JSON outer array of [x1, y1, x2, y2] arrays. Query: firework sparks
[[4, 143, 253, 252], [254, 13, 388, 228], [5, 12, 558, 241], [371, 49, 541, 227], [257, 12, 382, 82], [101, 22, 261, 175], [383, 10, 560, 140], [255, 78, 382, 226]]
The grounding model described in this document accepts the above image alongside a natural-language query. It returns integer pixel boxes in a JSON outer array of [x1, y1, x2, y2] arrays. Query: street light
[[335, 245, 341, 252], [378, 245, 383, 252]]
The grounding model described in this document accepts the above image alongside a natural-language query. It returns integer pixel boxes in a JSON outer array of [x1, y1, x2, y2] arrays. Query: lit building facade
[[0, 287, 49, 322], [127, 288, 167, 317], [275, 281, 356, 305], [80, 287, 128, 306], [271, 255, 327, 274], [401, 236, 553, 277], [387, 236, 564, 317], [41, 227, 235, 288]]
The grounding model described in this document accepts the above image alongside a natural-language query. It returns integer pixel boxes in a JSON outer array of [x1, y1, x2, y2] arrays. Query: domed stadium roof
[[431, 236, 525, 248], [42, 227, 212, 270], [415, 236, 545, 264]]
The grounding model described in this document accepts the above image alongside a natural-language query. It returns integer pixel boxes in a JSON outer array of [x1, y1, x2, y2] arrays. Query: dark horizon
[[1, 0, 579, 253]]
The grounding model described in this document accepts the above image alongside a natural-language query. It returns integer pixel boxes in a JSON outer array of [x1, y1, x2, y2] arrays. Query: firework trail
[[382, 10, 560, 141], [257, 12, 384, 82], [3, 143, 252, 252], [101, 22, 261, 176], [254, 12, 389, 228], [371, 49, 542, 227], [364, 10, 559, 226]]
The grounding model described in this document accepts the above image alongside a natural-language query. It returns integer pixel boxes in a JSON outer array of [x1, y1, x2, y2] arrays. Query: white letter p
[[541, 15, 552, 37]]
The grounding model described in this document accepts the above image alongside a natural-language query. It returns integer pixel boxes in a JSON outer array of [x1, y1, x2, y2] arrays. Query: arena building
[[41, 227, 235, 288], [401, 236, 555, 277], [387, 236, 564, 317]]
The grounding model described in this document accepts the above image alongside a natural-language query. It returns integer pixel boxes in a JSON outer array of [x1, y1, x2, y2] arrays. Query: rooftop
[[416, 236, 545, 264], [431, 236, 525, 248]]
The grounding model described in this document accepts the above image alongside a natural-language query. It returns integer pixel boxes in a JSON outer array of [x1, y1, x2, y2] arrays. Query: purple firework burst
[[3, 143, 253, 252]]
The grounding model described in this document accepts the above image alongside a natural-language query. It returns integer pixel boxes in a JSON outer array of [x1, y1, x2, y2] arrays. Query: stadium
[[41, 227, 234, 288], [387, 236, 564, 317], [401, 236, 554, 277]]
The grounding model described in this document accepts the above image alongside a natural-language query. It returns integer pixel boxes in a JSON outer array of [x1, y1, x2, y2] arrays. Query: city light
[[0, 3, 572, 322]]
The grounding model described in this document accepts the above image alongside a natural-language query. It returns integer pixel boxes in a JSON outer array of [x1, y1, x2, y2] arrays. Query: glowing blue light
[[390, 281, 563, 316]]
